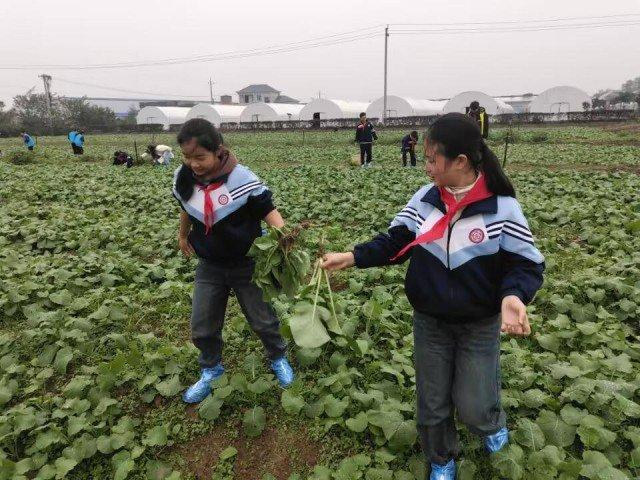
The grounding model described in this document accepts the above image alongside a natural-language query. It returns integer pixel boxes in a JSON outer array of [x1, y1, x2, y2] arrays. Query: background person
[[355, 112, 378, 167]]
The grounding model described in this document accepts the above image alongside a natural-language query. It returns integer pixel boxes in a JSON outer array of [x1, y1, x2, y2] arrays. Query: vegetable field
[[1, 124, 639, 480]]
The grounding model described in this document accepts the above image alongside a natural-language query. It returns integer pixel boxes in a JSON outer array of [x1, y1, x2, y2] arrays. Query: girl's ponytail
[[479, 140, 516, 197]]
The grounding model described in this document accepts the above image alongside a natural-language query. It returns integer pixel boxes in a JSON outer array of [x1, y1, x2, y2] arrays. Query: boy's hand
[[500, 295, 531, 336], [321, 252, 355, 271], [178, 235, 195, 257]]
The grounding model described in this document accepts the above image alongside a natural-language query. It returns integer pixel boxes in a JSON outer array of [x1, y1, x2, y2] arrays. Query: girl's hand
[[178, 235, 195, 258], [501, 295, 531, 336], [321, 252, 355, 271]]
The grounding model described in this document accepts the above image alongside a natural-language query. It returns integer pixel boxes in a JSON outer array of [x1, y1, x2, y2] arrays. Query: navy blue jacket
[[355, 121, 378, 143], [173, 164, 275, 265], [354, 184, 545, 322], [401, 134, 416, 152]]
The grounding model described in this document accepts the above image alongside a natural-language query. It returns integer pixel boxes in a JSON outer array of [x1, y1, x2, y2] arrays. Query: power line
[[54, 77, 210, 99], [0, 26, 383, 71], [390, 20, 640, 35], [392, 12, 640, 26]]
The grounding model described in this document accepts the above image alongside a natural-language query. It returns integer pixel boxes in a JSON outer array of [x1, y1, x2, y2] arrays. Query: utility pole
[[382, 25, 389, 125], [209, 78, 215, 103], [39, 74, 53, 131]]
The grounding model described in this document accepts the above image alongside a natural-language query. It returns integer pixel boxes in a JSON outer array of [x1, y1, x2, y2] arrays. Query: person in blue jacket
[[322, 113, 544, 480], [72, 130, 85, 155], [22, 132, 36, 151], [172, 118, 295, 404], [401, 130, 419, 167], [68, 130, 79, 154]]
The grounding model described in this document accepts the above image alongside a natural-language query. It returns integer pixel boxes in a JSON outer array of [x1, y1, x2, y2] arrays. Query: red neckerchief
[[197, 181, 224, 235], [391, 175, 492, 260]]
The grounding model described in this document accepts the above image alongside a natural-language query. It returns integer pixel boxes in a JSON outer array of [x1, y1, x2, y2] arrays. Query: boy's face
[[180, 138, 221, 178], [360, 116, 366, 123]]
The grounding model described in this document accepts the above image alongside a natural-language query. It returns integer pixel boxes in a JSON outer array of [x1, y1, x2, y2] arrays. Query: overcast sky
[[1, 0, 639, 107]]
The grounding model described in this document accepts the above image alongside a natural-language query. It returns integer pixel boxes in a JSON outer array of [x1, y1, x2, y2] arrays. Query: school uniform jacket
[[172, 164, 275, 264], [354, 184, 545, 322]]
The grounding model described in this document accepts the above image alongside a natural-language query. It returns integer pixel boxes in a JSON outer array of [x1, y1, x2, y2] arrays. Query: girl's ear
[[454, 154, 470, 170]]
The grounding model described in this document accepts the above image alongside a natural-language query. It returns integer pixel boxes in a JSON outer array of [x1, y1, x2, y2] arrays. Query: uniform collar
[[421, 185, 497, 218]]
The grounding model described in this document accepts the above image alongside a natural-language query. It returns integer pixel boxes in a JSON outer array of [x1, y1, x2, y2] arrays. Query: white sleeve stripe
[[395, 213, 417, 223], [229, 181, 261, 195], [503, 224, 533, 239], [230, 183, 264, 198], [504, 219, 531, 233], [503, 230, 534, 245]]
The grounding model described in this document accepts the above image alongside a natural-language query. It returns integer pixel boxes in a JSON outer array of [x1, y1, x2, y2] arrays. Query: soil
[[172, 420, 322, 479]]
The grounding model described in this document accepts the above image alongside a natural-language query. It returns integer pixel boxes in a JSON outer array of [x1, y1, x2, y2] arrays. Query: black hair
[[426, 113, 515, 197], [359, 112, 366, 118], [410, 130, 418, 138], [177, 118, 224, 152], [175, 118, 225, 201], [469, 101, 480, 110]]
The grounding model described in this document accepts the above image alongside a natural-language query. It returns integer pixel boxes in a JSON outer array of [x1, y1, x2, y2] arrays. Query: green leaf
[[281, 390, 305, 415], [94, 397, 119, 416], [155, 375, 182, 397], [536, 410, 576, 447], [492, 444, 524, 480], [49, 290, 73, 306], [53, 347, 73, 373], [580, 450, 612, 479], [513, 418, 545, 450], [198, 395, 223, 421], [247, 377, 272, 395], [142, 425, 169, 447], [365, 467, 393, 480], [345, 412, 369, 433], [112, 451, 135, 480], [323, 394, 349, 418], [295, 347, 322, 367], [387, 420, 417, 451], [243, 406, 266, 438], [560, 405, 587, 426], [288, 302, 330, 349], [219, 446, 238, 460], [54, 457, 78, 479]]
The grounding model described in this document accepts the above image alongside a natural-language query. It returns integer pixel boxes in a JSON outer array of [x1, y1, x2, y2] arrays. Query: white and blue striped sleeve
[[498, 197, 545, 304]]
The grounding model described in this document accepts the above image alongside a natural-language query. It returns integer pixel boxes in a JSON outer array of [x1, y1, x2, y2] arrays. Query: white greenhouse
[[528, 86, 591, 113], [239, 103, 304, 123], [443, 91, 515, 115], [299, 99, 370, 120], [185, 104, 246, 126], [136, 107, 190, 130], [366, 95, 446, 118]]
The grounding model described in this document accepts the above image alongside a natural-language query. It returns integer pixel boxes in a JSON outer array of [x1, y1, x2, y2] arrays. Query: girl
[[322, 113, 544, 480], [173, 119, 294, 404]]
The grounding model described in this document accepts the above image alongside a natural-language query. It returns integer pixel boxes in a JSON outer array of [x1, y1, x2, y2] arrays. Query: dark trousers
[[27, 146, 34, 151], [191, 259, 287, 368], [413, 311, 506, 465], [359, 143, 372, 165], [402, 149, 417, 167], [72, 145, 83, 155]]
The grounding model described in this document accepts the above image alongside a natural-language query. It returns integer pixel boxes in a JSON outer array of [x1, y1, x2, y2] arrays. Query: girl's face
[[180, 138, 222, 178], [423, 138, 471, 187]]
